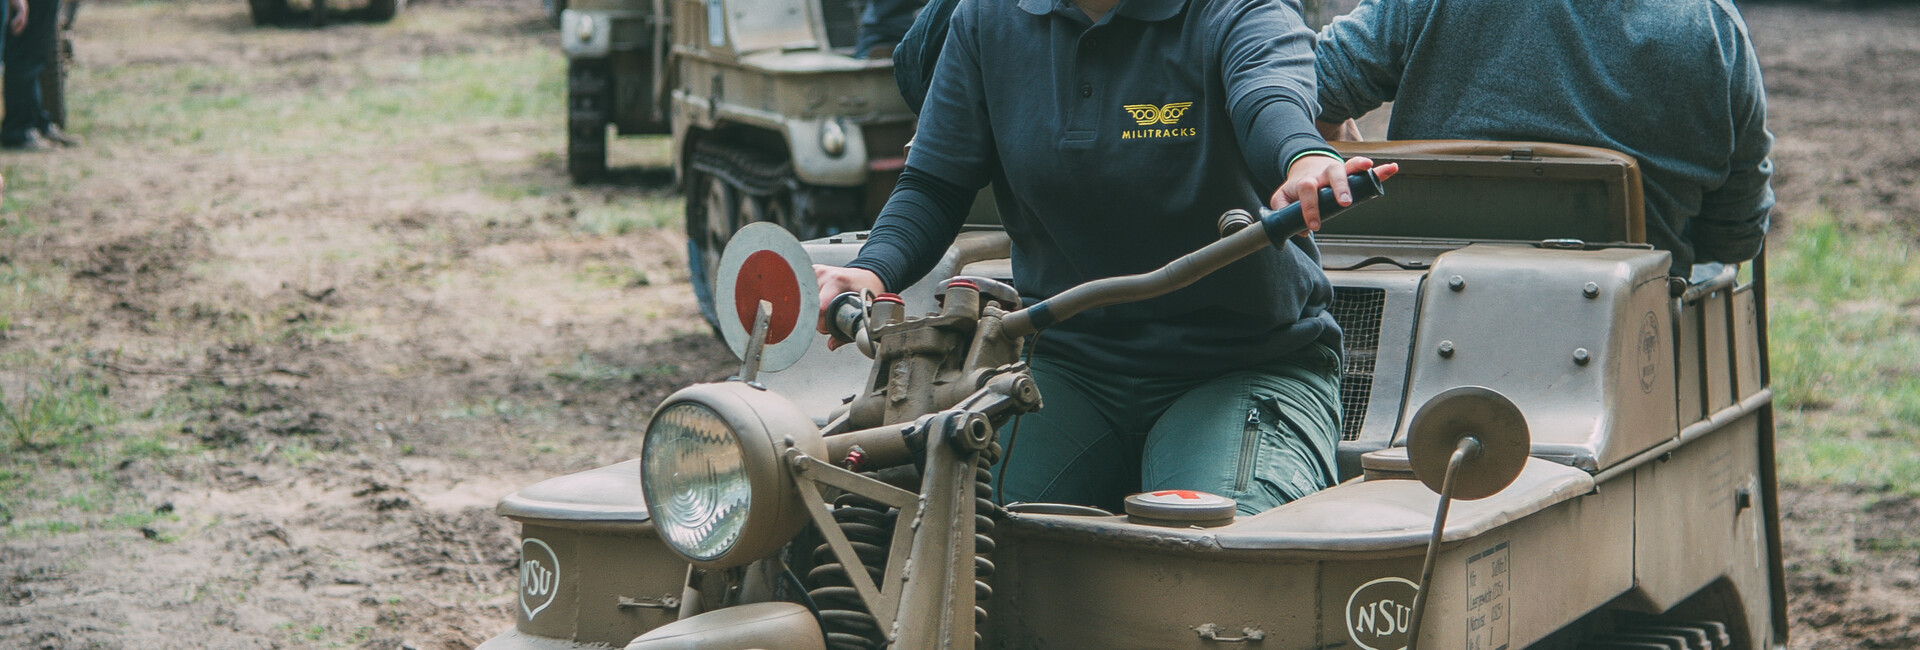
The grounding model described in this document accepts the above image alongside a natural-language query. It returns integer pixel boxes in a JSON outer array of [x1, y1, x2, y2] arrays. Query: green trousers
[[992, 342, 1344, 515]]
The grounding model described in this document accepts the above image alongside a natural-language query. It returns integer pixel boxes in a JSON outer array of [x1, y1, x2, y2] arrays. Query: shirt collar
[[1016, 0, 1188, 22]]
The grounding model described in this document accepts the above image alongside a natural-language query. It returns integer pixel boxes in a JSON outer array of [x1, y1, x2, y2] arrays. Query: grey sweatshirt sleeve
[[1312, 0, 1415, 124], [1216, 0, 1336, 189], [1690, 15, 1774, 264]]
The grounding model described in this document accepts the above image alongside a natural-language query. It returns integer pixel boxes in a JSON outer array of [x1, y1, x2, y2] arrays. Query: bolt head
[[1573, 348, 1591, 365], [1447, 275, 1465, 291], [1438, 341, 1455, 358], [1583, 282, 1600, 299]]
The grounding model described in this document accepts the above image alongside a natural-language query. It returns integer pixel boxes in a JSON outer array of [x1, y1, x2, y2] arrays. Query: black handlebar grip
[[825, 292, 866, 345], [1258, 168, 1388, 248]]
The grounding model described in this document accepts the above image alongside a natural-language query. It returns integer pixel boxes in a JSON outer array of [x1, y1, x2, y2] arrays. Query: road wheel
[[366, 0, 404, 22], [247, 0, 289, 25], [567, 58, 610, 182], [687, 174, 759, 330]]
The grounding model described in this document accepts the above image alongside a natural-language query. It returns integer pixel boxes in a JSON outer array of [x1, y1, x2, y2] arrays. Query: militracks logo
[[1121, 101, 1197, 140]]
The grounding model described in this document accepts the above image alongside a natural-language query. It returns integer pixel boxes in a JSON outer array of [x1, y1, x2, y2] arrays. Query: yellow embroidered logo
[[1122, 102, 1193, 126], [1119, 101, 1198, 140]]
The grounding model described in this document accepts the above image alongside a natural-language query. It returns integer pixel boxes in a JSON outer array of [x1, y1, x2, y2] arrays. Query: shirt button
[[1079, 82, 1092, 98]]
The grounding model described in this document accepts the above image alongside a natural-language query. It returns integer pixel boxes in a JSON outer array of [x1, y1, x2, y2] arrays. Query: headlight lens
[[642, 402, 751, 562]]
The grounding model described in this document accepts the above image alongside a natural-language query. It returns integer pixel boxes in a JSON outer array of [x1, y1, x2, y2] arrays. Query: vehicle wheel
[[687, 174, 757, 331], [567, 58, 610, 183], [247, 0, 289, 25], [695, 175, 775, 331], [366, 0, 404, 22]]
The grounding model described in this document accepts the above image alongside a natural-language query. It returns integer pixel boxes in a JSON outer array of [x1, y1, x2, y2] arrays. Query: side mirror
[[1401, 386, 1530, 650], [1407, 386, 1530, 500]]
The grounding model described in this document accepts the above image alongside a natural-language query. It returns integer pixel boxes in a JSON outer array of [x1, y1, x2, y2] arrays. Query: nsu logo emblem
[[520, 538, 561, 620], [1346, 576, 1419, 650]]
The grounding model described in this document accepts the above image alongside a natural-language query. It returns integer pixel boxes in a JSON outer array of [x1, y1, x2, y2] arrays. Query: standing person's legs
[[1140, 342, 1343, 515], [1, 0, 55, 144]]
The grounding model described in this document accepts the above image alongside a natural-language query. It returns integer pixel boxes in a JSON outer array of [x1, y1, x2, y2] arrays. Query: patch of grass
[[1771, 210, 1920, 493], [2, 371, 118, 451], [577, 262, 651, 289], [439, 397, 546, 422], [548, 354, 679, 386], [8, 519, 82, 536], [574, 194, 683, 235], [276, 440, 324, 466]]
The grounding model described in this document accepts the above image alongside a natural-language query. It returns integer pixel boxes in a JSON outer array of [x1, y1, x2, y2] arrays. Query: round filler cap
[[1124, 490, 1237, 527]]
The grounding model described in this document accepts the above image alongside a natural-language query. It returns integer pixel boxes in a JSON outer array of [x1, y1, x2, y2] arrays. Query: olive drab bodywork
[[476, 139, 1788, 650]]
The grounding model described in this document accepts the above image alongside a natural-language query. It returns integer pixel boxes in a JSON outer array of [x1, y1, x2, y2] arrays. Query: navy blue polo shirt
[[851, 0, 1342, 376]]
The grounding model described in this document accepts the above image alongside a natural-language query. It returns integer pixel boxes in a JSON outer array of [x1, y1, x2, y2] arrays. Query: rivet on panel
[[1583, 282, 1600, 299], [1438, 341, 1455, 358], [1573, 348, 1591, 365], [1447, 275, 1465, 292]]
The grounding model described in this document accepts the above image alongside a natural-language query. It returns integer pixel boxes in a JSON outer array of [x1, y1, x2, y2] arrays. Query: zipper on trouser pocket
[[1234, 406, 1260, 493]]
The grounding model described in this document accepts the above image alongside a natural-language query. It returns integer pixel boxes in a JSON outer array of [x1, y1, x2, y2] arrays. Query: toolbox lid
[[497, 459, 652, 527]]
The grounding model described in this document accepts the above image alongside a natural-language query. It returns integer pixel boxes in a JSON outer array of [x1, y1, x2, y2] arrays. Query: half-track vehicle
[[477, 139, 1788, 650], [556, 0, 921, 330]]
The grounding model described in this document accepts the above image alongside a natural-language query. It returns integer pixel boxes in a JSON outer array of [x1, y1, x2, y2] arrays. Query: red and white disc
[[715, 223, 820, 373]]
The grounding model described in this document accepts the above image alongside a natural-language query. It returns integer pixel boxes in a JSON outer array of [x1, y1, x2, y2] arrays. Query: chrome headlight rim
[[640, 382, 825, 570]]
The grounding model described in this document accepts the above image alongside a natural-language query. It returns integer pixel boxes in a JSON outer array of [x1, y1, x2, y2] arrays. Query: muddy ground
[[0, 0, 1916, 648]]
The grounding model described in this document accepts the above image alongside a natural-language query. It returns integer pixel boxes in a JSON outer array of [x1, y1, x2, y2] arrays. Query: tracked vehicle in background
[[476, 140, 1788, 650], [557, 0, 921, 329], [247, 0, 402, 26]]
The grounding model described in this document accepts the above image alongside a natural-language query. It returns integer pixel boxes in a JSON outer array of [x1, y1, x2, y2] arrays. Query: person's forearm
[[1235, 93, 1335, 190], [1695, 35, 1774, 265], [1693, 158, 1773, 264], [845, 166, 975, 292]]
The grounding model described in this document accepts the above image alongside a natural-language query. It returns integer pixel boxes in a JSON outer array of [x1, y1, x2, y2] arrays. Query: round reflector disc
[[716, 223, 819, 373], [1406, 386, 1531, 501]]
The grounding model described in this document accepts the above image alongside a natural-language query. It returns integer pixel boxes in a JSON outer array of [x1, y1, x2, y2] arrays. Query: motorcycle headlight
[[640, 382, 825, 569]]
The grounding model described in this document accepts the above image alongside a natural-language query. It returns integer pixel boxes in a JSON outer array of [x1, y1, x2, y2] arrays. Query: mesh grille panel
[[1330, 288, 1386, 441]]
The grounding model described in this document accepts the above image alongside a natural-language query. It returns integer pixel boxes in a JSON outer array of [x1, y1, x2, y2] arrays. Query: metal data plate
[[716, 223, 820, 373]]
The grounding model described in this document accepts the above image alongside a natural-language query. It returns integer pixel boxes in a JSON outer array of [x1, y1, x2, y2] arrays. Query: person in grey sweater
[[1313, 0, 1775, 276]]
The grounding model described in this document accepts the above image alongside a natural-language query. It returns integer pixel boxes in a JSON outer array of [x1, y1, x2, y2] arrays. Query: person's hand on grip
[[8, 0, 26, 35], [1272, 156, 1399, 232], [814, 265, 884, 350]]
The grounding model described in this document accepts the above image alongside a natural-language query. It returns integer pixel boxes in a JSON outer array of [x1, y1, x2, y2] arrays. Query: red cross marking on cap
[[1151, 490, 1206, 500]]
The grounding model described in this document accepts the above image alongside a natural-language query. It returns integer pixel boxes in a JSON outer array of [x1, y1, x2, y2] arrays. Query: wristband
[[1286, 148, 1344, 172]]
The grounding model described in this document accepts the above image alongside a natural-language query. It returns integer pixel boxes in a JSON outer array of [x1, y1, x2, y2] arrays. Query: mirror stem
[[738, 300, 772, 383], [1406, 436, 1481, 650]]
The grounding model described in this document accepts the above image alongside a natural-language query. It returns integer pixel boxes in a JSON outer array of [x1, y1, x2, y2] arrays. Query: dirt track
[[0, 0, 1917, 648]]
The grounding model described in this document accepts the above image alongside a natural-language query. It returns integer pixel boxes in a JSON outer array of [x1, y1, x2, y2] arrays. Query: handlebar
[[998, 168, 1387, 338], [825, 168, 1389, 345]]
